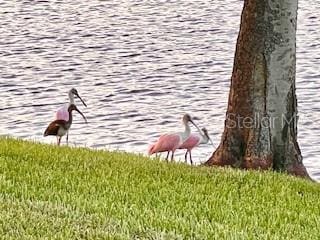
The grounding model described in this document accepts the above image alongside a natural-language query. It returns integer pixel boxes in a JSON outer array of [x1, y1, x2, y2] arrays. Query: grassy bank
[[0, 137, 319, 239]]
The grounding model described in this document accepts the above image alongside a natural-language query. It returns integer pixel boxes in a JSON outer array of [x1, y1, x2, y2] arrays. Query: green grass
[[0, 137, 319, 239]]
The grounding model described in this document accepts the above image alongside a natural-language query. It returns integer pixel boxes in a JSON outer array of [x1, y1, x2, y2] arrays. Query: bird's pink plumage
[[179, 134, 201, 150], [55, 105, 69, 121], [149, 134, 181, 154]]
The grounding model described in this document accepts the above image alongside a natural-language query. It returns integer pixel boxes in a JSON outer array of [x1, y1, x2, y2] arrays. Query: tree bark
[[206, 0, 309, 178]]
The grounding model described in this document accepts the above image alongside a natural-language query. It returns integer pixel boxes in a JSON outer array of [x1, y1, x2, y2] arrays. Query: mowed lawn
[[0, 137, 319, 239]]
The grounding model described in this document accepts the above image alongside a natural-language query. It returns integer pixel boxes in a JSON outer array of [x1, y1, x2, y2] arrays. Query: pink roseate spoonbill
[[179, 128, 213, 165], [55, 88, 87, 143], [44, 104, 87, 146], [148, 114, 200, 162]]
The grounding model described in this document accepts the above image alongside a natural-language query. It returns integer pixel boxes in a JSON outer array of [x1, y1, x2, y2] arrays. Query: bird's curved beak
[[190, 119, 201, 133], [75, 93, 87, 107], [209, 137, 214, 147], [75, 107, 88, 124], [204, 131, 214, 147]]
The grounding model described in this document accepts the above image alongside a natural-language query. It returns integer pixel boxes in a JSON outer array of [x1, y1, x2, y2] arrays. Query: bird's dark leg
[[165, 152, 169, 162], [57, 137, 61, 146], [189, 151, 193, 165], [66, 132, 69, 145], [171, 151, 175, 162], [184, 151, 188, 163]]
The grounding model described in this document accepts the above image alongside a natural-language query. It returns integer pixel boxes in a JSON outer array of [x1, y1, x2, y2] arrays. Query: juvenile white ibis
[[148, 114, 200, 161], [44, 104, 87, 145], [55, 88, 87, 143], [179, 127, 213, 165]]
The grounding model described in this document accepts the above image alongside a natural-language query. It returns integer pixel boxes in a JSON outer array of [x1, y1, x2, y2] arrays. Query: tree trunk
[[206, 0, 309, 178]]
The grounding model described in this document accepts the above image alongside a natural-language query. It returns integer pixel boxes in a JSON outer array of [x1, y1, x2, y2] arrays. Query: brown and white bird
[[44, 104, 87, 145], [55, 88, 87, 143]]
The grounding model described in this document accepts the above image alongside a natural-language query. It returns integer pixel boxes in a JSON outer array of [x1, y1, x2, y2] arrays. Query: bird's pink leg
[[189, 151, 193, 165]]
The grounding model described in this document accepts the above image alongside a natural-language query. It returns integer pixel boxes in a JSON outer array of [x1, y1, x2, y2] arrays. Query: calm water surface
[[1, 1, 319, 180]]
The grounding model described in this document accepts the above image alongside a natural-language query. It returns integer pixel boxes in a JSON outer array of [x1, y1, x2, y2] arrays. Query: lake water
[[1, 0, 319, 180]]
